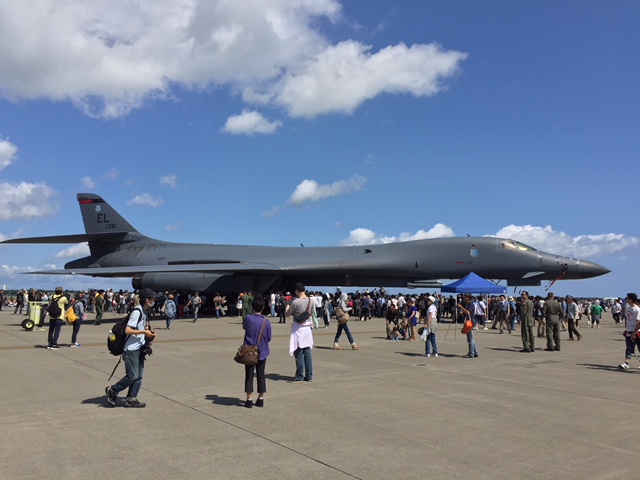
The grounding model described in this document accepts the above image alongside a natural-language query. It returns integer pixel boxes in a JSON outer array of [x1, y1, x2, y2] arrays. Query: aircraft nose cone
[[580, 260, 610, 279]]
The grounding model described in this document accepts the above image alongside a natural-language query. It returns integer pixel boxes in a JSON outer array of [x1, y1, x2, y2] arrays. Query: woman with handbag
[[332, 292, 360, 350], [458, 294, 479, 358], [242, 296, 272, 408]]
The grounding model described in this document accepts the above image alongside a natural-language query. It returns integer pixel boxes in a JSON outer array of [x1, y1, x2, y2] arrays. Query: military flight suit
[[520, 298, 535, 352], [544, 298, 564, 351]]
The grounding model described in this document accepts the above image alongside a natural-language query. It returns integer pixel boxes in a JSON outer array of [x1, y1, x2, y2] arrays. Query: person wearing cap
[[47, 287, 68, 350], [105, 288, 157, 408], [543, 292, 564, 351], [424, 296, 439, 357]]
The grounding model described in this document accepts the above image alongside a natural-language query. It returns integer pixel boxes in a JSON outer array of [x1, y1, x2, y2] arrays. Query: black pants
[[244, 359, 266, 394], [48, 319, 62, 347], [567, 318, 580, 340], [71, 319, 82, 344]]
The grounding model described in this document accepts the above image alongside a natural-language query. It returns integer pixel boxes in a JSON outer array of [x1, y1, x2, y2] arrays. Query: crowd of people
[[3, 285, 639, 409]]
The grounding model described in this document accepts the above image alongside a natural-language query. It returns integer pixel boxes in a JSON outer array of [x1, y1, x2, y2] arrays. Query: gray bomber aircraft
[[1, 193, 609, 293]]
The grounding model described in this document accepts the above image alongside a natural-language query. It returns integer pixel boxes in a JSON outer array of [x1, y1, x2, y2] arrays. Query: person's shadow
[[81, 396, 110, 407], [205, 394, 244, 407], [579, 363, 639, 372], [265, 373, 290, 382]]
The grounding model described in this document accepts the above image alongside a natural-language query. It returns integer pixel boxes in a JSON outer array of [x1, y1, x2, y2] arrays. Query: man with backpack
[[47, 287, 68, 350], [105, 288, 157, 408]]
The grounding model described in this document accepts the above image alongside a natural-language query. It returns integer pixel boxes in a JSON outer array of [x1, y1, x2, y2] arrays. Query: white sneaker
[[433, 353, 438, 357], [426, 353, 431, 357], [483, 327, 489, 330], [619, 363, 630, 370]]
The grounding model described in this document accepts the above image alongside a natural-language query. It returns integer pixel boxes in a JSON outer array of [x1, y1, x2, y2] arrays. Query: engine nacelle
[[132, 272, 279, 294]]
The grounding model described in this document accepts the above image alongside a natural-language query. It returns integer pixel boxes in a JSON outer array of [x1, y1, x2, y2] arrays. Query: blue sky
[[0, 0, 637, 297]]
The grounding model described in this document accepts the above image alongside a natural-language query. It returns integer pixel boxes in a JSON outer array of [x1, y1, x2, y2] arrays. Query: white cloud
[[165, 221, 183, 231], [81, 176, 95, 189], [492, 225, 640, 258], [0, 182, 58, 220], [339, 223, 639, 259], [1, 264, 26, 278], [274, 41, 467, 118], [0, 137, 18, 170], [222, 110, 282, 135], [127, 193, 164, 208], [289, 175, 367, 205], [341, 224, 455, 245], [262, 206, 281, 218], [0, 2, 466, 119], [104, 168, 119, 181], [55, 243, 90, 258], [160, 174, 178, 188]]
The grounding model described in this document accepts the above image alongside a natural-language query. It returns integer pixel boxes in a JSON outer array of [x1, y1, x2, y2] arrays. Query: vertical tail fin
[[77, 193, 137, 235]]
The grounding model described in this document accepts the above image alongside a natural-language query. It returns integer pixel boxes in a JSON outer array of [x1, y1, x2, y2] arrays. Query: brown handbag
[[234, 318, 267, 366]]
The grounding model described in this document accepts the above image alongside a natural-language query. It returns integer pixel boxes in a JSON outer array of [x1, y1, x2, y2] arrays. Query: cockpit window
[[501, 240, 537, 252]]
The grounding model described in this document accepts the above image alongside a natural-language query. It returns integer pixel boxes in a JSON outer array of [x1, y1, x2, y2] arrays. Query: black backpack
[[107, 307, 142, 356], [49, 296, 62, 318]]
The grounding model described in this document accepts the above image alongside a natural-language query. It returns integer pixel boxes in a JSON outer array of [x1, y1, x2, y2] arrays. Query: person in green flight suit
[[543, 292, 564, 351], [241, 291, 254, 321], [519, 291, 535, 352]]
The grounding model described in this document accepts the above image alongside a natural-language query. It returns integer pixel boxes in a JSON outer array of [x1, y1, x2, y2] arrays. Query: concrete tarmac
[[1, 307, 638, 480]]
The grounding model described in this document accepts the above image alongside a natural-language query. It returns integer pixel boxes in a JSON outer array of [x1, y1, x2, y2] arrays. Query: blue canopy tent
[[441, 272, 507, 294], [440, 272, 506, 341]]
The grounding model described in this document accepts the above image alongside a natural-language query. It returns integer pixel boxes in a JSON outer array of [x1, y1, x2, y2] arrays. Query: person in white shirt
[[619, 293, 640, 371], [424, 296, 439, 357], [105, 289, 157, 407]]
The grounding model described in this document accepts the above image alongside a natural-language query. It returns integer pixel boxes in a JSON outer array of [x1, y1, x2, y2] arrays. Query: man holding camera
[[105, 288, 157, 408]]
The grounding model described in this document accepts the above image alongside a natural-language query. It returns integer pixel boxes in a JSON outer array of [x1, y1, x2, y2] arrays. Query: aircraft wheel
[[21, 319, 35, 331]]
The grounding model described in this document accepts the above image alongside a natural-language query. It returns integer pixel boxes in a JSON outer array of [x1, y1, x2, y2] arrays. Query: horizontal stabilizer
[[22, 261, 285, 277], [1, 233, 128, 245]]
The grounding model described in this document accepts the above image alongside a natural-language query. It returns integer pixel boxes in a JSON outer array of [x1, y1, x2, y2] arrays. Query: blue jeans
[[112, 349, 145, 399], [334, 323, 354, 344], [426, 332, 438, 355], [270, 305, 276, 317], [166, 314, 175, 329], [293, 347, 313, 381], [466, 330, 478, 356], [192, 306, 199, 322], [624, 335, 640, 359]]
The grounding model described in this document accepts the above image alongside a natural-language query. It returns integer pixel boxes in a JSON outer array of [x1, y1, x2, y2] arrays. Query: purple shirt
[[243, 314, 272, 361]]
